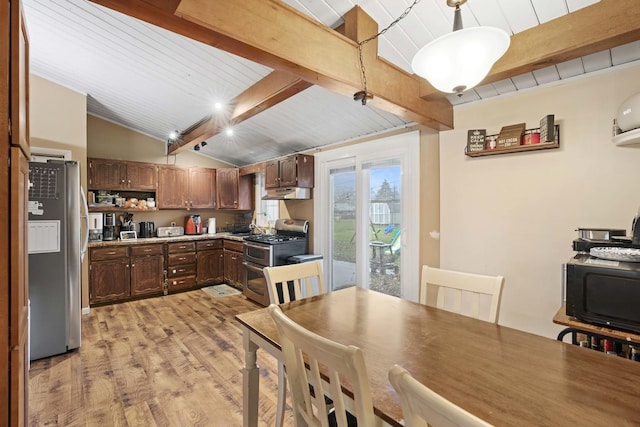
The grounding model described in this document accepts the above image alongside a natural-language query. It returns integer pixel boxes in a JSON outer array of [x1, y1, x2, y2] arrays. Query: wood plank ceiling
[[22, 0, 640, 166]]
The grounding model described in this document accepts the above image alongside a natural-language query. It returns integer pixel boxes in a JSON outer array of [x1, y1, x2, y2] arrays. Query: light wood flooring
[[28, 290, 293, 426]]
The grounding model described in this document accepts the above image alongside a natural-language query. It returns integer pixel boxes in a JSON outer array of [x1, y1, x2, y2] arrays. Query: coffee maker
[[103, 213, 117, 241], [185, 215, 202, 235], [88, 212, 103, 242]]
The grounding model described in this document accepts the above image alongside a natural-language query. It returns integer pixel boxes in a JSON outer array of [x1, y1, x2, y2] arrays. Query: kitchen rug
[[201, 284, 242, 298]]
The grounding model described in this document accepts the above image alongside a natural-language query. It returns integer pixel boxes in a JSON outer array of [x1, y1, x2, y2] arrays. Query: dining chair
[[268, 304, 375, 427], [388, 365, 494, 427], [264, 260, 326, 304], [264, 260, 327, 427], [420, 266, 505, 324]]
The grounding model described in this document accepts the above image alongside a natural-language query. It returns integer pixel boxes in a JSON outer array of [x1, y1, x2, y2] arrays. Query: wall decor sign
[[467, 129, 486, 152]]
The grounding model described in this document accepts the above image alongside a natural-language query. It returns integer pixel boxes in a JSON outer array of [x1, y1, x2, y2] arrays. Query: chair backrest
[[389, 364, 494, 427], [268, 305, 375, 427], [419, 266, 504, 323], [264, 260, 326, 304]]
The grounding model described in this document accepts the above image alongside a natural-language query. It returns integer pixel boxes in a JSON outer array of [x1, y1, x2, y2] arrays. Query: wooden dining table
[[236, 287, 640, 426]]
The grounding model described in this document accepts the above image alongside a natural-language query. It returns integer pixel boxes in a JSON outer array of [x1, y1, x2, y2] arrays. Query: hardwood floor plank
[[29, 290, 294, 426]]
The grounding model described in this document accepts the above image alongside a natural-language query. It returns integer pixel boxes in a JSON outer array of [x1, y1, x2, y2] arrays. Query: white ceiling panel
[[22, 0, 638, 166]]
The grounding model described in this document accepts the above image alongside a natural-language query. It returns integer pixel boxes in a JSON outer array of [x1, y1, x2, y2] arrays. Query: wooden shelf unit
[[465, 125, 560, 157]]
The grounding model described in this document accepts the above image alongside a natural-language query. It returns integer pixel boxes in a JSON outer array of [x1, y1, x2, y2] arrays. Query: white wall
[[440, 63, 640, 338]]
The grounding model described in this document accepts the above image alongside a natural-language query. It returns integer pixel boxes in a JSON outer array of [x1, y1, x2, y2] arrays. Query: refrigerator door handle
[[80, 186, 89, 261]]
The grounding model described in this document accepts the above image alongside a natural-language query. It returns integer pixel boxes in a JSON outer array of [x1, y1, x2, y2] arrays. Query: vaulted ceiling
[[23, 0, 640, 166]]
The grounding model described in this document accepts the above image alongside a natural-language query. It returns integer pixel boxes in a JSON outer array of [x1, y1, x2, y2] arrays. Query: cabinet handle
[[178, 257, 186, 261], [121, 179, 125, 183], [126, 264, 130, 268], [128, 179, 131, 184], [144, 248, 152, 252], [179, 246, 186, 249], [107, 251, 116, 255], [172, 269, 177, 274], [131, 263, 135, 267]]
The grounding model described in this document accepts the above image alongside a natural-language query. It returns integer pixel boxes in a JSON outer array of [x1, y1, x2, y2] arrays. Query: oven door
[[243, 261, 270, 306]]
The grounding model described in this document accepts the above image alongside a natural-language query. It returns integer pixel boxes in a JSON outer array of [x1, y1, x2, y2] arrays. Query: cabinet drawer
[[167, 241, 196, 253], [168, 275, 196, 290], [130, 244, 163, 256], [223, 239, 244, 252], [167, 252, 196, 265], [197, 239, 223, 251], [167, 264, 197, 278], [90, 246, 129, 261]]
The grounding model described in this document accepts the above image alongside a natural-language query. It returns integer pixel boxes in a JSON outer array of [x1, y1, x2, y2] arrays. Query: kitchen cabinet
[[265, 154, 314, 189], [196, 239, 224, 285], [88, 158, 157, 191], [189, 167, 216, 209], [130, 244, 164, 296], [89, 246, 131, 304], [216, 168, 253, 210], [166, 241, 197, 292], [157, 165, 216, 209], [223, 239, 244, 290]]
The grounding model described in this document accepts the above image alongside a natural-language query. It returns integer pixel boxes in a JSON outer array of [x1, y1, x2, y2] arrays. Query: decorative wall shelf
[[465, 125, 560, 158], [88, 206, 157, 213], [613, 127, 640, 146]]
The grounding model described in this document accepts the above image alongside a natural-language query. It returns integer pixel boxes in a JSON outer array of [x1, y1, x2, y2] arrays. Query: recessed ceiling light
[[214, 102, 223, 111], [226, 128, 234, 136], [169, 131, 179, 140]]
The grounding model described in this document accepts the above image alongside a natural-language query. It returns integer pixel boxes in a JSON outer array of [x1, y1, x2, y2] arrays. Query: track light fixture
[[194, 144, 200, 151], [201, 141, 208, 147]]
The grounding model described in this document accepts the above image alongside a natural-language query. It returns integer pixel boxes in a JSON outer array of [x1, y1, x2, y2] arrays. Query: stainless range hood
[[262, 187, 311, 200]]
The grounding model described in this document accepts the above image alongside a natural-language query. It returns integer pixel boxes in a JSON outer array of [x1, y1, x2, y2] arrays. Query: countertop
[[88, 232, 248, 247]]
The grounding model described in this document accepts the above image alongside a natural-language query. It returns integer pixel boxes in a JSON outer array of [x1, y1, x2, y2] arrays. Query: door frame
[[314, 130, 420, 301]]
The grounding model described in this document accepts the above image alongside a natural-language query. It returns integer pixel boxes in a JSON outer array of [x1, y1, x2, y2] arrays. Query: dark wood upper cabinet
[[88, 158, 157, 191], [265, 154, 314, 188], [216, 168, 253, 210], [188, 167, 216, 209], [157, 165, 215, 210], [157, 165, 189, 209]]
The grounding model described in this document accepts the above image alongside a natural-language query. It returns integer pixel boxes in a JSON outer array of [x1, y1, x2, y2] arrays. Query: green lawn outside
[[333, 218, 397, 262]]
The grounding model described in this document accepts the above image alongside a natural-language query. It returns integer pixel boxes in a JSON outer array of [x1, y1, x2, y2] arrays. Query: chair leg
[[276, 361, 287, 427]]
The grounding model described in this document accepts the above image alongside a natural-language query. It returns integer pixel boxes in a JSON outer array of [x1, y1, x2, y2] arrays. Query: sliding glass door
[[314, 131, 420, 301]]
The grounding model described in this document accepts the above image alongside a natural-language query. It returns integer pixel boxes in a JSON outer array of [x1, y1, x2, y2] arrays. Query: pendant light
[[411, 0, 510, 96]]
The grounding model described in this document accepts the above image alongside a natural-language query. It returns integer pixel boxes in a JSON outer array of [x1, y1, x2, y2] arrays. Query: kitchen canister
[[207, 218, 216, 234]]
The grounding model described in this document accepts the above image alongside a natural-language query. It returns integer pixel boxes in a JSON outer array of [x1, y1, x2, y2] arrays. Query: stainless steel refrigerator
[[28, 160, 87, 360]]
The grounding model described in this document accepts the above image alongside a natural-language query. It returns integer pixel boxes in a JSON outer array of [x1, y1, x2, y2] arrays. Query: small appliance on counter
[[88, 212, 103, 242], [185, 215, 202, 235], [566, 221, 640, 334], [103, 213, 117, 241], [139, 221, 155, 238], [157, 226, 184, 237]]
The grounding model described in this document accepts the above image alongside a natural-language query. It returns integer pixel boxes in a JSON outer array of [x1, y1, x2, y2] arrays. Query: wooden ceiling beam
[[420, 0, 640, 100], [168, 70, 312, 155], [89, 0, 453, 131]]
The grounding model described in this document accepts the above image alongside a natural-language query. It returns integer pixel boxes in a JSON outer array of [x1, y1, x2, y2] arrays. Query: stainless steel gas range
[[243, 219, 309, 306]]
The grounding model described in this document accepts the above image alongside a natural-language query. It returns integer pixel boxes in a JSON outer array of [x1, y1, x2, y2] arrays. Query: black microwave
[[566, 253, 640, 334]]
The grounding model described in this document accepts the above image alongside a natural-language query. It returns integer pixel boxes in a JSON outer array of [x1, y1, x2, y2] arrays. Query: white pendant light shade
[[412, 26, 510, 94]]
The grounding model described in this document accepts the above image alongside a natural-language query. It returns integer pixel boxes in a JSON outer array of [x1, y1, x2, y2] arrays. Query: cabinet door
[[88, 158, 126, 190], [216, 168, 239, 209], [89, 259, 130, 304], [264, 160, 280, 188], [197, 249, 224, 285], [126, 162, 157, 190], [10, 147, 29, 427], [188, 167, 216, 209], [278, 156, 298, 187], [130, 254, 164, 296], [157, 165, 188, 209], [224, 249, 244, 289]]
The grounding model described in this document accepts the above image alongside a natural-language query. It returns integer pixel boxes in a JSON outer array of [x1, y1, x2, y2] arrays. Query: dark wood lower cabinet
[[130, 244, 164, 296], [223, 239, 245, 290], [196, 239, 224, 286], [89, 238, 244, 305], [89, 258, 130, 304]]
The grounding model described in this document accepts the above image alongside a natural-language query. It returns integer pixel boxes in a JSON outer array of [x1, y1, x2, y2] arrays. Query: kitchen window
[[254, 172, 279, 228]]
